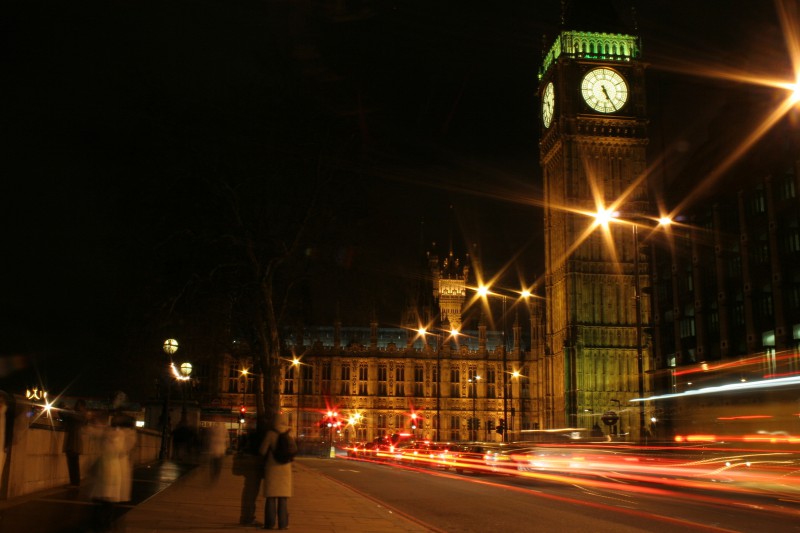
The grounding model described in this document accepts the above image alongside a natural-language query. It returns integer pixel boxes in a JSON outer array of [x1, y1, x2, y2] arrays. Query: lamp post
[[477, 285, 520, 443], [160, 338, 179, 460], [178, 361, 192, 422], [593, 211, 672, 444], [632, 223, 646, 444], [509, 370, 520, 440], [501, 295, 508, 442], [468, 375, 481, 441], [291, 358, 301, 439], [419, 327, 442, 441], [238, 367, 250, 447]]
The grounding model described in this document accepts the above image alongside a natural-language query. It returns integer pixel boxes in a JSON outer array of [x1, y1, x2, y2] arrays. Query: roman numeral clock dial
[[581, 68, 628, 113], [542, 81, 555, 128]]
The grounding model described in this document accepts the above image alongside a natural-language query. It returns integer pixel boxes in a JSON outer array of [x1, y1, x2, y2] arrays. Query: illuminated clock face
[[581, 68, 628, 113], [542, 82, 555, 128]]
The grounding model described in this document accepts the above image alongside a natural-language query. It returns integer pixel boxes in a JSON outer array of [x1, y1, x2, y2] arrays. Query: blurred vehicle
[[483, 443, 529, 474], [345, 441, 367, 458], [510, 445, 576, 473], [396, 441, 454, 469], [451, 444, 493, 474], [395, 440, 426, 465], [360, 440, 378, 459], [372, 432, 415, 461], [429, 442, 455, 469]]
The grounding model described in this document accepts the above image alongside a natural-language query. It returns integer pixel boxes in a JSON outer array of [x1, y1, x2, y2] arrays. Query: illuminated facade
[[538, 19, 653, 438], [259, 250, 547, 443]]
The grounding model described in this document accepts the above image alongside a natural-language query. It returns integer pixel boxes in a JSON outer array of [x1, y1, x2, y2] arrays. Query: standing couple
[[240, 412, 296, 530]]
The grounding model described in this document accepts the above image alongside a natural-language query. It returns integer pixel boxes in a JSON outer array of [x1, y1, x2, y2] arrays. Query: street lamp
[[160, 338, 179, 460], [509, 369, 520, 440], [419, 326, 446, 441], [178, 361, 192, 423], [593, 210, 672, 443], [421, 325, 466, 441], [632, 222, 646, 444], [476, 285, 513, 442], [468, 375, 481, 441], [291, 358, 302, 439]]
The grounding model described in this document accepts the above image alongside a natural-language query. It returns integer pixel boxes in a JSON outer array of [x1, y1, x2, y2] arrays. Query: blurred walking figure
[[62, 398, 88, 486], [259, 412, 295, 530], [207, 421, 228, 482], [90, 392, 136, 532], [236, 429, 264, 527]]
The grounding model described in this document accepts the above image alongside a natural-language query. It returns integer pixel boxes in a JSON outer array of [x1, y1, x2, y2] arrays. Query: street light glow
[[593, 208, 618, 228], [791, 80, 800, 104]]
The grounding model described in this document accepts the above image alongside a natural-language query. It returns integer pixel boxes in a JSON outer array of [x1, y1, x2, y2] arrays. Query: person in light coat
[[90, 398, 136, 532], [259, 412, 293, 530], [207, 421, 229, 482]]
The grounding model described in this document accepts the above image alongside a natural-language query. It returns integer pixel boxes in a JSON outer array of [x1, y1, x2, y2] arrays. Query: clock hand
[[601, 85, 617, 110]]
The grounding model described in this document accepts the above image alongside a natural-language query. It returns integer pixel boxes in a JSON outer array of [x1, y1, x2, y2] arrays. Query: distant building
[[208, 246, 548, 444]]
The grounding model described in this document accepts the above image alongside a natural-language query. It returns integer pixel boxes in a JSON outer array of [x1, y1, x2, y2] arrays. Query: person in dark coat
[[259, 412, 295, 530], [62, 399, 88, 486], [237, 429, 264, 526]]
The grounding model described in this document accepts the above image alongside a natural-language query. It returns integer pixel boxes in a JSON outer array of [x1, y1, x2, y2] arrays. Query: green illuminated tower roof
[[539, 0, 640, 79]]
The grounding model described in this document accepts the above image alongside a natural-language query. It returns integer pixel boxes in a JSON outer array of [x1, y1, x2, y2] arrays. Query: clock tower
[[538, 3, 652, 439]]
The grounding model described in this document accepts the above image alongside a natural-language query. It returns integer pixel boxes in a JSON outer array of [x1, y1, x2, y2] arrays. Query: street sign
[[601, 410, 619, 426]]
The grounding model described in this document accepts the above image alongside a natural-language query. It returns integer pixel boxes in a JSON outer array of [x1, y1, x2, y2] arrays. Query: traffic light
[[239, 405, 246, 424], [496, 418, 505, 435]]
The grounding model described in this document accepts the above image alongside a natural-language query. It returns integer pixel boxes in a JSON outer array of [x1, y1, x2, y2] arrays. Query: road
[[306, 454, 800, 533]]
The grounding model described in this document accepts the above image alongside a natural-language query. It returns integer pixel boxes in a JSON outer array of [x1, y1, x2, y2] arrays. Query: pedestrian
[[207, 421, 228, 482], [259, 412, 295, 530], [62, 398, 88, 486], [90, 393, 137, 532], [236, 429, 264, 527]]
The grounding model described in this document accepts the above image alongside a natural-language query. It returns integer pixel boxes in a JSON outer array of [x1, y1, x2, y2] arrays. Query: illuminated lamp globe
[[163, 338, 179, 355], [180, 362, 193, 377]]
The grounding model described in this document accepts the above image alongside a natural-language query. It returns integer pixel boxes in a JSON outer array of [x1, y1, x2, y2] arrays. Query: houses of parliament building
[[219, 247, 549, 444]]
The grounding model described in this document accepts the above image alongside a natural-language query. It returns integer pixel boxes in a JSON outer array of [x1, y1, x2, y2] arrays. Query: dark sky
[[2, 1, 790, 399]]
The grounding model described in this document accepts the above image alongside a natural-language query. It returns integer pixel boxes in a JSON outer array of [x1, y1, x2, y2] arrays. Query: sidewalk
[[118, 456, 434, 533]]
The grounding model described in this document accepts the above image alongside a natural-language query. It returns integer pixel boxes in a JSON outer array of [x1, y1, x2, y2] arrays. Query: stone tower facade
[[538, 14, 653, 439], [429, 249, 470, 332]]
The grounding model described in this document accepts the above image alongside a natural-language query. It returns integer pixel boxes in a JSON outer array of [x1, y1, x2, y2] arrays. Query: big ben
[[538, 5, 652, 440]]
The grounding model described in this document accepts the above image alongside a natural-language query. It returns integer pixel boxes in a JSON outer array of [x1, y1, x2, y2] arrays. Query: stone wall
[[1, 400, 161, 500]]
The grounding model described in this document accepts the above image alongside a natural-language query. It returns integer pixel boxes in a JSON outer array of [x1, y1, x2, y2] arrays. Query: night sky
[[2, 1, 790, 400]]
